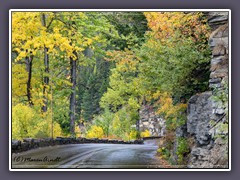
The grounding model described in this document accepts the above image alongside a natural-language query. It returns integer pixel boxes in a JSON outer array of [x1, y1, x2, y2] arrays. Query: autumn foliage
[[12, 12, 211, 144], [144, 12, 210, 42]]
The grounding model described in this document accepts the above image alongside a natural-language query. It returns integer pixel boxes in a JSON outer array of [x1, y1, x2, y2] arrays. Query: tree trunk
[[42, 46, 49, 112], [136, 118, 140, 139], [69, 51, 77, 137], [136, 98, 141, 139], [25, 55, 33, 106], [41, 13, 49, 113]]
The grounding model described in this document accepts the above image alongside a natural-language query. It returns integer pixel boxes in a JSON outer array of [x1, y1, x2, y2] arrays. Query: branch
[[46, 17, 54, 29], [54, 17, 77, 30], [209, 113, 226, 130]]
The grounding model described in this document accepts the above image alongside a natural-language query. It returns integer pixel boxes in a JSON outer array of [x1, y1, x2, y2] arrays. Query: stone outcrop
[[188, 138, 228, 168], [187, 92, 213, 146], [139, 104, 166, 136], [208, 12, 228, 31], [187, 12, 229, 168]]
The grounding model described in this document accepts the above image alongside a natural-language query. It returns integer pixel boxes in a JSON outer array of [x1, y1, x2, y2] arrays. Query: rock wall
[[12, 137, 144, 154], [139, 104, 166, 136], [187, 92, 213, 146], [187, 12, 229, 168]]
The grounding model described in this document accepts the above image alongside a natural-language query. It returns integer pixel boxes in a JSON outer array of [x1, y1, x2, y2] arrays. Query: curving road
[[12, 141, 162, 169]]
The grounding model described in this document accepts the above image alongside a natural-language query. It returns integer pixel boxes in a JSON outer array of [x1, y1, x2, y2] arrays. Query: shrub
[[12, 103, 36, 139], [140, 129, 151, 138], [129, 130, 137, 140], [157, 147, 171, 160], [94, 108, 114, 137], [176, 137, 190, 164], [12, 103, 64, 139], [86, 125, 104, 138]]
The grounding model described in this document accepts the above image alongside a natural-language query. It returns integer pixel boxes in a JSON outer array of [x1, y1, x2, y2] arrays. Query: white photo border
[[9, 9, 231, 171]]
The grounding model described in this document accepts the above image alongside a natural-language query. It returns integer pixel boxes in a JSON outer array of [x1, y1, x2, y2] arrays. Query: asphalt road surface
[[12, 141, 162, 169]]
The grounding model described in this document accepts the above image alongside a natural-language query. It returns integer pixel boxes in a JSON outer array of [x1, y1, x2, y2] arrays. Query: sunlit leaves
[[11, 11, 212, 141], [12, 103, 64, 140], [144, 12, 210, 44], [138, 13, 211, 100], [140, 130, 151, 138], [12, 64, 27, 104], [86, 125, 104, 139], [101, 49, 143, 111], [12, 104, 35, 139], [12, 11, 117, 138]]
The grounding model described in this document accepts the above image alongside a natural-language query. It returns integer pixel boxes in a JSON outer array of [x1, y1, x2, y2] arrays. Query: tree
[[41, 13, 50, 112], [12, 11, 212, 142], [100, 49, 143, 137], [12, 12, 42, 106], [81, 78, 94, 122], [12, 12, 115, 137], [104, 12, 148, 50], [25, 55, 34, 106], [139, 12, 211, 101], [51, 12, 117, 136], [69, 51, 78, 135], [75, 12, 148, 138]]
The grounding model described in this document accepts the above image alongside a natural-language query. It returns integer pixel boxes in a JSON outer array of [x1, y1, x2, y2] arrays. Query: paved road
[[12, 141, 162, 169]]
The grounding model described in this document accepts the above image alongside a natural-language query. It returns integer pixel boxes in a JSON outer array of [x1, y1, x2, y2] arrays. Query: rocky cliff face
[[187, 92, 213, 146], [138, 12, 229, 168], [187, 12, 229, 168], [139, 104, 166, 136]]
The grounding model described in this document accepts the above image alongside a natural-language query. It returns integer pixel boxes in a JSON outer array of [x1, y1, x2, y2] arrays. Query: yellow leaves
[[82, 38, 94, 47], [154, 91, 187, 120], [74, 124, 82, 137], [144, 12, 210, 44], [78, 12, 87, 19], [33, 42, 41, 49], [152, 90, 161, 100], [129, 130, 137, 140], [12, 103, 63, 139], [12, 103, 36, 139], [12, 12, 42, 45], [53, 27, 60, 33], [93, 35, 100, 41], [12, 64, 27, 103], [112, 114, 121, 131], [52, 122, 64, 138], [24, 41, 33, 49], [44, 39, 52, 48], [75, 46, 84, 52], [157, 96, 173, 116], [86, 125, 104, 138], [105, 49, 140, 73], [12, 11, 110, 62], [16, 51, 27, 61], [12, 12, 77, 59], [140, 130, 151, 138], [86, 38, 93, 45], [13, 46, 21, 54], [54, 33, 62, 41], [59, 38, 73, 55], [70, 53, 78, 60]]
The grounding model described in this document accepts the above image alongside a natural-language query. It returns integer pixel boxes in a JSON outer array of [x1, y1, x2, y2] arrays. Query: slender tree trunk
[[25, 55, 34, 106], [41, 13, 49, 113], [69, 51, 78, 137], [136, 118, 140, 139], [136, 97, 141, 139], [42, 46, 49, 112]]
